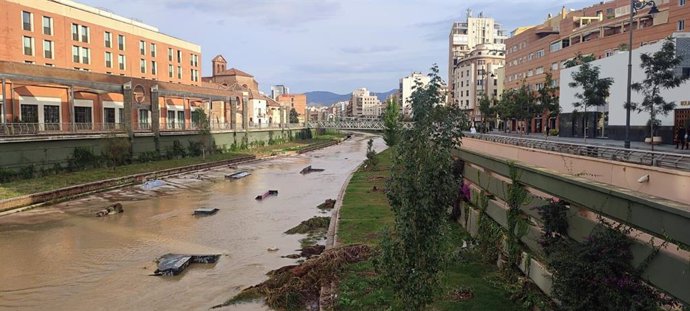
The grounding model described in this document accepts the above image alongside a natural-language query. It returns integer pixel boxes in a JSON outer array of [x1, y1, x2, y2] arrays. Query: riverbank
[[0, 138, 340, 213], [334, 148, 525, 310]]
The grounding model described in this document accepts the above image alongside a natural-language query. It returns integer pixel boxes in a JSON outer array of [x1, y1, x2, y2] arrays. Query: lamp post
[[624, 0, 659, 149]]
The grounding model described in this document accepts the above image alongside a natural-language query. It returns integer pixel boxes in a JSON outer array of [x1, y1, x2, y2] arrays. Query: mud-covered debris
[[96, 203, 124, 217], [316, 199, 336, 210], [285, 217, 330, 234]]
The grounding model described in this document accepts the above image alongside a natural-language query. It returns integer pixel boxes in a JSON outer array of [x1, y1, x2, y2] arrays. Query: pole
[[624, 0, 634, 149], [1, 78, 6, 124]]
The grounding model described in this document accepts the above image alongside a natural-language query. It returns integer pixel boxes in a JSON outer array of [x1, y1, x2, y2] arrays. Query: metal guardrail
[[0, 122, 305, 136], [465, 133, 690, 171], [308, 120, 414, 130]]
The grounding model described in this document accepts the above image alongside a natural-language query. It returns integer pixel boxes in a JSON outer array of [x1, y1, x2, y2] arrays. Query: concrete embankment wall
[[0, 129, 301, 171], [456, 147, 690, 305]]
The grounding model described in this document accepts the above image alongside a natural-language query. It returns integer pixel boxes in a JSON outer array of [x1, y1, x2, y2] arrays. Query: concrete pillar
[[242, 95, 249, 131], [1, 78, 6, 124], [151, 85, 160, 153], [230, 97, 237, 131], [279, 106, 285, 129], [68, 86, 75, 131], [304, 106, 309, 125], [123, 82, 134, 151]]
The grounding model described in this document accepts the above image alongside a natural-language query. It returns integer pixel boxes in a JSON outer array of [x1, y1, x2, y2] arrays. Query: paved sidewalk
[[479, 131, 690, 155]]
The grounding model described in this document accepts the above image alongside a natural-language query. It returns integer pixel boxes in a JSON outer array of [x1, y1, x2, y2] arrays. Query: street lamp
[[624, 0, 659, 149]]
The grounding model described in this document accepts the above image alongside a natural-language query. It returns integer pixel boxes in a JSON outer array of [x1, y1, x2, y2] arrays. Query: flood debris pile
[[316, 199, 336, 211], [95, 203, 124, 217], [152, 254, 221, 276], [284, 217, 330, 235], [300, 165, 325, 175], [214, 244, 372, 310]]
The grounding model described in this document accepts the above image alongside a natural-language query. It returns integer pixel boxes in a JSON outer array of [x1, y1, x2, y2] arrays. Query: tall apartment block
[[399, 72, 430, 116], [270, 85, 289, 100], [504, 0, 689, 133], [448, 10, 507, 106], [348, 88, 381, 118]]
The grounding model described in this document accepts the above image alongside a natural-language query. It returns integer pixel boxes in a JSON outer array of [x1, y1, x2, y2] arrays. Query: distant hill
[[305, 89, 397, 106]]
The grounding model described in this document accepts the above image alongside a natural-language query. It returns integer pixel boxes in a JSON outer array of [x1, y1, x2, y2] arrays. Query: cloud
[[340, 46, 399, 54], [163, 0, 341, 28]]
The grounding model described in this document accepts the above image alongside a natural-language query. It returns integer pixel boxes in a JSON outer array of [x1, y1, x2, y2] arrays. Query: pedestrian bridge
[[308, 120, 413, 130]]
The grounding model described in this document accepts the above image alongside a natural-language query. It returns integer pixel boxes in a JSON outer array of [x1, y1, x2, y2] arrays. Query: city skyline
[[78, 0, 594, 94]]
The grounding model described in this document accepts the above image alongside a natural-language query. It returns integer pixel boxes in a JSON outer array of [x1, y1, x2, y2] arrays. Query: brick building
[[504, 0, 690, 133], [277, 94, 307, 123]]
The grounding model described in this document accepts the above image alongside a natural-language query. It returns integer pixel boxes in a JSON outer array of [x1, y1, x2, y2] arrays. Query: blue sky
[[80, 0, 593, 94]]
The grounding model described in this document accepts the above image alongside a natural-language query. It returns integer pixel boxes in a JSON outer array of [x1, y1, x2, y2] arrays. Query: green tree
[[478, 94, 494, 133], [289, 108, 299, 124], [382, 98, 401, 146], [365, 138, 378, 168], [380, 64, 468, 310], [193, 109, 213, 157], [537, 72, 560, 137], [564, 52, 596, 68], [569, 62, 613, 141], [631, 37, 688, 151]]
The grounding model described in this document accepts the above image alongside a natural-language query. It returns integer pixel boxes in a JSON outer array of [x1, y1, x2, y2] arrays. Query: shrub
[[102, 137, 131, 167], [171, 140, 187, 158], [18, 164, 34, 179], [137, 151, 161, 163], [68, 147, 99, 171], [187, 140, 204, 157], [549, 129, 559, 136]]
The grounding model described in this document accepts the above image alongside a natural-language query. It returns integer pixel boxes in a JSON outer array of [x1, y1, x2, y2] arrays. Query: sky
[[79, 0, 594, 94]]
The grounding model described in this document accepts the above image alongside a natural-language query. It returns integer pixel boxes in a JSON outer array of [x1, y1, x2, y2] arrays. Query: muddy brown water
[[0, 135, 385, 311]]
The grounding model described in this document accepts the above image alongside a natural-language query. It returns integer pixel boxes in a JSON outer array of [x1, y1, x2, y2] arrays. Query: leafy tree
[[631, 37, 688, 150], [564, 52, 596, 68], [193, 109, 213, 157], [365, 138, 378, 168], [382, 98, 401, 146], [289, 108, 299, 123], [478, 94, 494, 133], [537, 72, 560, 136], [379, 64, 468, 310], [498, 82, 536, 134], [569, 62, 613, 141]]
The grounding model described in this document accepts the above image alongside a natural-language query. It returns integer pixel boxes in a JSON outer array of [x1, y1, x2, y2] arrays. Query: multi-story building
[[448, 10, 507, 105], [1, 0, 202, 85], [399, 72, 430, 115], [453, 43, 505, 124], [277, 94, 307, 123], [505, 1, 690, 133], [348, 88, 381, 118], [332, 101, 348, 120], [270, 85, 289, 100]]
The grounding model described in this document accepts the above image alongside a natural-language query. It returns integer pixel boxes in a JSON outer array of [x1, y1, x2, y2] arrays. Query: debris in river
[[95, 203, 124, 217], [282, 254, 301, 259], [213, 244, 372, 310], [285, 217, 330, 234], [141, 179, 165, 190], [299, 245, 325, 258], [225, 171, 250, 179], [152, 254, 221, 276], [300, 165, 325, 175], [255, 190, 279, 200], [316, 199, 336, 210], [267, 247, 280, 252], [193, 208, 219, 216]]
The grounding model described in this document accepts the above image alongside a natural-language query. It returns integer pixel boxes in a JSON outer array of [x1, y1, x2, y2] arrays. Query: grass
[[0, 138, 337, 200], [335, 148, 525, 311]]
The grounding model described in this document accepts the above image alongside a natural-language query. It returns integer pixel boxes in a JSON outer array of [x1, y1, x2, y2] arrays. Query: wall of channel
[[455, 148, 690, 305], [0, 129, 299, 170]]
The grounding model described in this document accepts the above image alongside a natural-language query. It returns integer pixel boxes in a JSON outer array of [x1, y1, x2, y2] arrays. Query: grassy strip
[[0, 139, 335, 200], [336, 148, 524, 310]]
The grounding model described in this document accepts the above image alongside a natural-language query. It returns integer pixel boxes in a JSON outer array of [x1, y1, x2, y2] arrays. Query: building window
[[44, 105, 60, 124], [80, 25, 89, 43], [118, 34, 125, 50], [74, 106, 92, 124], [168, 64, 174, 78], [22, 11, 33, 31], [23, 36, 34, 56], [177, 65, 182, 79], [168, 48, 173, 61], [177, 50, 182, 63], [81, 47, 90, 64], [535, 67, 544, 75], [528, 53, 534, 61], [190, 54, 198, 67], [104, 31, 112, 48], [139, 109, 149, 128], [43, 40, 53, 59], [42, 16, 52, 35], [139, 40, 146, 56], [150, 43, 156, 57], [21, 104, 39, 123], [118, 54, 126, 70], [551, 62, 558, 70], [679, 20, 686, 31], [105, 52, 112, 68], [681, 0, 687, 6], [71, 24, 79, 41], [72, 46, 79, 63], [140, 59, 146, 74], [151, 61, 157, 75], [550, 41, 562, 52]]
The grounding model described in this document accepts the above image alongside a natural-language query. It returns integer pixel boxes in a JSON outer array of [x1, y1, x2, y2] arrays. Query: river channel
[[0, 134, 385, 311]]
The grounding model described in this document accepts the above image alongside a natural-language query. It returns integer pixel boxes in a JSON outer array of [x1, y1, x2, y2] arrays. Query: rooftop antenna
[[466, 8, 472, 18]]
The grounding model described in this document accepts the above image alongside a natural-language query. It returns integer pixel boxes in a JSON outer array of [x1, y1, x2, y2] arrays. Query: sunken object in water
[[255, 190, 279, 200], [300, 165, 325, 174], [225, 171, 251, 179], [96, 203, 124, 217], [193, 208, 219, 216], [153, 254, 221, 276]]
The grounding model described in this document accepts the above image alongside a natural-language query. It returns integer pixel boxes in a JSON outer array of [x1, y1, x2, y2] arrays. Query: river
[[0, 134, 385, 311]]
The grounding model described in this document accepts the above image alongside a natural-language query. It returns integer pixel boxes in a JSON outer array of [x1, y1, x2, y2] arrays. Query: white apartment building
[[454, 43, 505, 123], [448, 10, 507, 105], [348, 88, 382, 118], [248, 98, 267, 127], [399, 72, 431, 116], [270, 85, 289, 100]]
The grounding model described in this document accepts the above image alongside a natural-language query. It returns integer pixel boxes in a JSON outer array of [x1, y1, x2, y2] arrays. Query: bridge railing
[[464, 132, 690, 171], [307, 120, 414, 130]]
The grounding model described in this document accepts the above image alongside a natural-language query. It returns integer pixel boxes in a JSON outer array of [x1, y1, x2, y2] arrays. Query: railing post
[[123, 82, 134, 154], [1, 78, 6, 124], [68, 86, 74, 132]]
